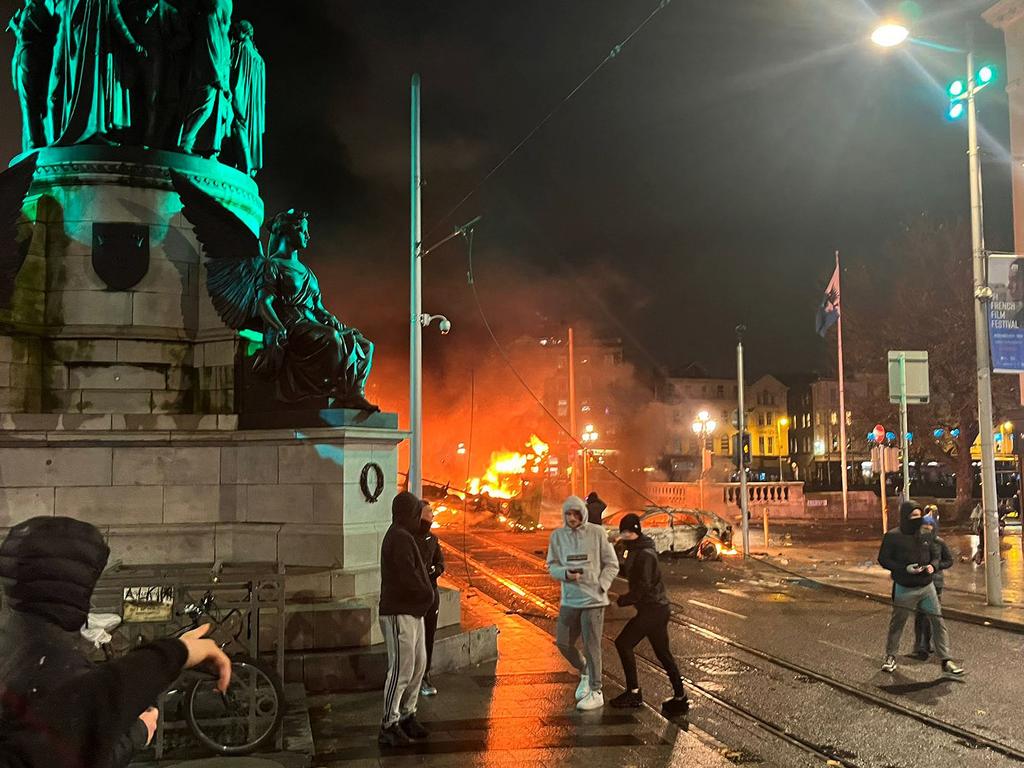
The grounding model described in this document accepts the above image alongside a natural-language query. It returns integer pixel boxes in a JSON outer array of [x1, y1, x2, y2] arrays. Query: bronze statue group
[[7, 0, 265, 175]]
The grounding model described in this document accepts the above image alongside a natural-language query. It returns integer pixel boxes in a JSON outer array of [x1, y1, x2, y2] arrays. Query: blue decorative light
[[886, 431, 897, 442], [867, 432, 876, 442], [951, 428, 961, 438], [906, 432, 914, 442], [933, 428, 945, 439]]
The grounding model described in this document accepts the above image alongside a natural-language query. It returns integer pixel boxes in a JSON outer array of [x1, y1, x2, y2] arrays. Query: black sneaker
[[661, 696, 690, 716], [609, 690, 644, 708], [399, 714, 429, 739], [942, 660, 965, 677], [378, 723, 411, 747]]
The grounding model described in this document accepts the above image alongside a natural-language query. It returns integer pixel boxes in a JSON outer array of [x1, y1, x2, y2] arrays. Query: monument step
[[260, 586, 461, 651], [279, 620, 499, 693]]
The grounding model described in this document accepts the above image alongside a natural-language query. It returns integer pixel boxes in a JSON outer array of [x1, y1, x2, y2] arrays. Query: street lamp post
[[777, 417, 789, 481], [871, 24, 1004, 605], [692, 410, 717, 510], [581, 424, 599, 496]]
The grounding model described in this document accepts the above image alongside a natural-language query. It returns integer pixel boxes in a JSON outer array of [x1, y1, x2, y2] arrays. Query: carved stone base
[[0, 418, 407, 610], [1, 146, 262, 415]]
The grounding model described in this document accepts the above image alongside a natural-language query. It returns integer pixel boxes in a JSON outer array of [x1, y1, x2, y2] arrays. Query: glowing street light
[[870, 23, 1003, 606], [870, 22, 909, 48], [692, 411, 717, 508]]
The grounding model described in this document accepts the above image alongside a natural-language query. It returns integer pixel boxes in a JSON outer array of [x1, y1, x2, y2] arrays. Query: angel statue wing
[[0, 154, 39, 309], [169, 171, 266, 330]]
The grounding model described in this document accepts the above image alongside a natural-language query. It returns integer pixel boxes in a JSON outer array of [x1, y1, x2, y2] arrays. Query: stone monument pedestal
[[0, 147, 447, 653]]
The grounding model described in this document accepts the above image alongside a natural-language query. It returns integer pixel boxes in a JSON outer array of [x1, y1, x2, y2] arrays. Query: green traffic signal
[[978, 65, 996, 85], [948, 101, 965, 120], [948, 79, 965, 97]]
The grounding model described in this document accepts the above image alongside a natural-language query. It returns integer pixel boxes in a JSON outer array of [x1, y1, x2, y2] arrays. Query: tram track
[[441, 527, 1024, 766]]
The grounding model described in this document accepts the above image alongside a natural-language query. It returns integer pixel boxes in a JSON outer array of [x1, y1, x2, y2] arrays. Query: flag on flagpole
[[815, 264, 841, 337]]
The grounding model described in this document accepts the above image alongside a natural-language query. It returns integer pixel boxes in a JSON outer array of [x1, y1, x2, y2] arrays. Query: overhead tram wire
[[462, 229, 663, 509], [423, 0, 676, 243]]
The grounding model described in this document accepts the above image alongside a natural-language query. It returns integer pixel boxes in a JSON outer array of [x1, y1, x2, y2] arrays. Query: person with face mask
[[878, 501, 963, 676], [378, 491, 436, 747], [609, 514, 689, 716], [912, 510, 953, 660], [415, 500, 444, 697], [546, 495, 620, 711]]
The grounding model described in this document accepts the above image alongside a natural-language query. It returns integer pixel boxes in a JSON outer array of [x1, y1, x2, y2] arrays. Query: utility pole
[[898, 353, 910, 502], [409, 74, 423, 498], [966, 47, 1004, 606], [568, 326, 578, 497], [737, 326, 750, 559]]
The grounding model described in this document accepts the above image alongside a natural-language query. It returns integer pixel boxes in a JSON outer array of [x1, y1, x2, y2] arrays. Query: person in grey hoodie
[[546, 495, 619, 711]]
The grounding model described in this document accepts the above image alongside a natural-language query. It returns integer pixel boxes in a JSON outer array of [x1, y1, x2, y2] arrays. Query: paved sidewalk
[[751, 526, 1024, 629], [305, 590, 735, 768]]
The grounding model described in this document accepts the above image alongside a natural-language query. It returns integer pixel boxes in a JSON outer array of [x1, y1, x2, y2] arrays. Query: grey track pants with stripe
[[380, 614, 427, 728]]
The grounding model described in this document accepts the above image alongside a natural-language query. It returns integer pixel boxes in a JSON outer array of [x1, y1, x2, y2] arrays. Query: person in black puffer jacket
[[378, 491, 435, 747], [0, 517, 156, 768], [609, 514, 689, 716], [878, 501, 963, 676]]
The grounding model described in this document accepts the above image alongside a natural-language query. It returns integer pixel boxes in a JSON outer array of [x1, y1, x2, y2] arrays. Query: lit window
[[720, 436, 729, 452], [768, 437, 774, 454], [758, 436, 765, 454], [845, 411, 852, 426], [830, 411, 838, 426]]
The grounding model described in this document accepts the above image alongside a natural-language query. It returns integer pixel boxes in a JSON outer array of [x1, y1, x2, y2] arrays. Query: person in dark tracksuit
[[913, 511, 953, 659], [416, 501, 445, 697], [878, 500, 963, 676], [378, 491, 436, 747], [609, 513, 689, 716]]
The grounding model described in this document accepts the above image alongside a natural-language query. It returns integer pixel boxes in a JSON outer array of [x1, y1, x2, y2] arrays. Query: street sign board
[[988, 253, 1024, 373], [888, 351, 929, 405]]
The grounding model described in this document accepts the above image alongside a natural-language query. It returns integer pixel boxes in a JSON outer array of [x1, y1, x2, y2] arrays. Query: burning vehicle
[[603, 506, 735, 561], [422, 435, 550, 533]]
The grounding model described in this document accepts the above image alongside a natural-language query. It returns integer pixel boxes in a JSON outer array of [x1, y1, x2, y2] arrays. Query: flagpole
[[835, 250, 850, 523]]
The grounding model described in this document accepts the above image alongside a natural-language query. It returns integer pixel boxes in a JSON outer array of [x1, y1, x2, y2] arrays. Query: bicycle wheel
[[184, 654, 285, 756]]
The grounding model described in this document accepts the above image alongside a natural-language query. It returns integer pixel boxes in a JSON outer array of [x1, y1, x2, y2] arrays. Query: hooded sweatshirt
[[546, 496, 619, 608], [616, 533, 668, 607], [878, 501, 934, 588], [0, 516, 148, 768], [379, 491, 435, 617], [919, 516, 954, 591]]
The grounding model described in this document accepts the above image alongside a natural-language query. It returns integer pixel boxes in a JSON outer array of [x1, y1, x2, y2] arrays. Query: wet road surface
[[438, 521, 1024, 767]]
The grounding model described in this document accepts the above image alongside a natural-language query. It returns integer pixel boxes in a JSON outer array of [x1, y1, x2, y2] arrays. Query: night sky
[[0, 0, 1014, 383]]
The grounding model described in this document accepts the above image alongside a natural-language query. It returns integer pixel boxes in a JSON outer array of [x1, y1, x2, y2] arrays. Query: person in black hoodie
[[912, 511, 954, 659], [878, 501, 963, 676], [415, 501, 445, 697], [609, 514, 689, 716], [0, 516, 166, 768], [0, 626, 230, 768], [585, 492, 607, 525], [378, 491, 436, 747]]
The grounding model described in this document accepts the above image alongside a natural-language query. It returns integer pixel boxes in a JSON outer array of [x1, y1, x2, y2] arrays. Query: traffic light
[[946, 65, 997, 121], [733, 432, 751, 467]]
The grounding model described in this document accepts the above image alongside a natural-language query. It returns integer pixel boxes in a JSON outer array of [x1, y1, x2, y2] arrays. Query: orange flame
[[467, 434, 549, 499]]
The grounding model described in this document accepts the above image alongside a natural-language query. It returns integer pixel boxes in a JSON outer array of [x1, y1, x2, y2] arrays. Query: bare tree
[[843, 215, 1017, 512]]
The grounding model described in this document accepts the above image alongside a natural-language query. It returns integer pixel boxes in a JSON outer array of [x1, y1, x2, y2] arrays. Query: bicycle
[[95, 585, 285, 756]]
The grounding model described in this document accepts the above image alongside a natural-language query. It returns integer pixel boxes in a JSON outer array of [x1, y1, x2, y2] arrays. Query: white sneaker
[[576, 690, 605, 711], [575, 673, 590, 701]]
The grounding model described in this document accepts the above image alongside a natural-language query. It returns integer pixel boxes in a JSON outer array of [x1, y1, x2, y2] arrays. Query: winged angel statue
[[171, 172, 378, 412]]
